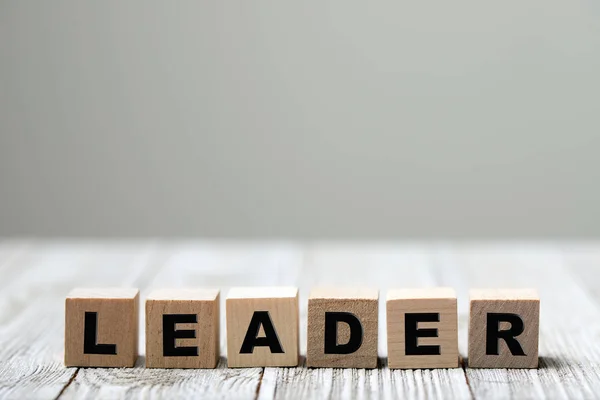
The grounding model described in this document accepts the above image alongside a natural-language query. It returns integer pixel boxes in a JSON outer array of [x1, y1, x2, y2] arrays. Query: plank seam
[[433, 247, 476, 399], [461, 356, 475, 399], [55, 368, 79, 400], [254, 367, 265, 400]]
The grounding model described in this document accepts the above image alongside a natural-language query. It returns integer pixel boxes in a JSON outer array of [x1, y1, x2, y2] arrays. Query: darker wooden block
[[468, 289, 539, 368], [226, 287, 299, 367], [387, 288, 459, 369], [65, 288, 139, 367], [306, 287, 378, 368], [146, 288, 220, 369]]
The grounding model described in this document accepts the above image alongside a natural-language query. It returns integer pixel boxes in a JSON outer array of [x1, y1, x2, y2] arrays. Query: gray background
[[1, 1, 599, 238]]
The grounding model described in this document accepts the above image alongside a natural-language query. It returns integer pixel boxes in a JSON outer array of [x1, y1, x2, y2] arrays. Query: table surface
[[1, 240, 599, 399]]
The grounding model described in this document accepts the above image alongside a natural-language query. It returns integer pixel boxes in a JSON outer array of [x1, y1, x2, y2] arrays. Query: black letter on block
[[240, 311, 284, 354], [405, 313, 441, 355], [324, 312, 363, 354], [486, 313, 526, 356], [83, 312, 117, 355], [163, 314, 199, 357]]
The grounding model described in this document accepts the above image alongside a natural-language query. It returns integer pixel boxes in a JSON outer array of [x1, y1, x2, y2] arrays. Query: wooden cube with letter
[[64, 288, 139, 367], [306, 287, 378, 368], [468, 289, 539, 368], [226, 287, 299, 368], [387, 288, 459, 369], [146, 288, 220, 369]]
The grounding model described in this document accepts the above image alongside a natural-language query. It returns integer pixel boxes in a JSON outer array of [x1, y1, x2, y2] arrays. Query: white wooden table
[[1, 240, 599, 399]]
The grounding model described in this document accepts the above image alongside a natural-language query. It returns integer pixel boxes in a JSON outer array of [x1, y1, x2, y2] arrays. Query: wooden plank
[[258, 243, 472, 400], [2, 241, 598, 399], [0, 242, 162, 399], [433, 243, 600, 399], [61, 242, 303, 400]]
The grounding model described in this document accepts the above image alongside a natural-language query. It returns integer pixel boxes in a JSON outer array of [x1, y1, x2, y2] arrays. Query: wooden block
[[65, 288, 139, 367], [468, 288, 539, 368], [226, 287, 299, 367], [306, 287, 378, 368], [145, 288, 220, 369], [387, 288, 459, 369]]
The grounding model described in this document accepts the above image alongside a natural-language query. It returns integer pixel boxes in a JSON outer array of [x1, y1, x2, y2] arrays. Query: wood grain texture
[[61, 243, 301, 399], [306, 287, 378, 368], [145, 288, 220, 369], [0, 242, 162, 399], [2, 241, 600, 399], [433, 243, 600, 399], [226, 287, 299, 368], [387, 288, 459, 369], [259, 244, 472, 400], [468, 288, 539, 368], [65, 288, 139, 367]]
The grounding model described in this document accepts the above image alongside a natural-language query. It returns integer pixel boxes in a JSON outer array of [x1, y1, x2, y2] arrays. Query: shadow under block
[[387, 288, 459, 369], [468, 289, 540, 369], [226, 287, 299, 368], [65, 288, 139, 367], [306, 288, 378, 368], [146, 289, 220, 369]]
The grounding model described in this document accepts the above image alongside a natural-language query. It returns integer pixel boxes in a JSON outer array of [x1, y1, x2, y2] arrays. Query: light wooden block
[[65, 288, 139, 367], [146, 288, 220, 369], [306, 287, 378, 368], [387, 288, 458, 369], [468, 289, 539, 368], [226, 287, 299, 368]]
